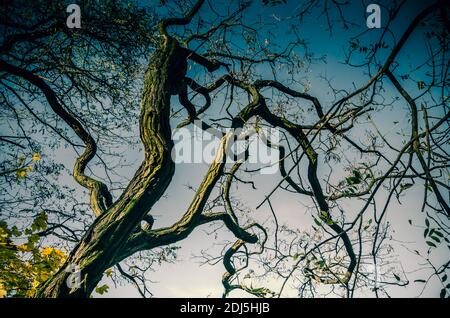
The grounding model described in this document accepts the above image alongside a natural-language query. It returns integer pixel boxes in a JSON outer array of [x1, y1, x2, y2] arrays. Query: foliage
[[0, 218, 66, 297]]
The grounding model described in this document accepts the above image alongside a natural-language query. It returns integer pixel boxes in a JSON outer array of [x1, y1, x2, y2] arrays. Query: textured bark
[[34, 37, 185, 298]]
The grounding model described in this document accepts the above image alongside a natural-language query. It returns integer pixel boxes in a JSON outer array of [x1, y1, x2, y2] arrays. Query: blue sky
[[1, 0, 447, 298], [94, 0, 448, 297]]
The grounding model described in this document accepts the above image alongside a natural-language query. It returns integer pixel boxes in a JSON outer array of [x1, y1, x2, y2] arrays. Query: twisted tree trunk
[[35, 37, 185, 298]]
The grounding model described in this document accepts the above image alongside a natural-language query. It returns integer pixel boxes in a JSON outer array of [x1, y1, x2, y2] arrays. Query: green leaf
[[95, 284, 109, 295], [400, 183, 413, 191], [28, 234, 39, 244], [353, 170, 362, 182], [31, 211, 48, 232], [425, 218, 430, 228], [316, 260, 326, 268], [440, 288, 446, 298], [11, 226, 21, 237], [363, 218, 372, 230], [424, 228, 429, 238], [442, 274, 447, 282], [426, 241, 437, 248], [431, 236, 441, 243], [393, 273, 400, 281]]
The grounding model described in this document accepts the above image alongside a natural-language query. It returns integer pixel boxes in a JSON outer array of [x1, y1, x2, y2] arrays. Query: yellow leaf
[[32, 153, 41, 161], [54, 248, 66, 259], [17, 244, 29, 252], [42, 247, 53, 256], [0, 284, 6, 298], [41, 247, 66, 261], [32, 280, 40, 289], [16, 169, 27, 179], [39, 273, 49, 281], [105, 268, 114, 277]]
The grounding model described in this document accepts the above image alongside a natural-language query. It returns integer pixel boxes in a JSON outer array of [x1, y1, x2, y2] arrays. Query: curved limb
[[0, 59, 112, 217]]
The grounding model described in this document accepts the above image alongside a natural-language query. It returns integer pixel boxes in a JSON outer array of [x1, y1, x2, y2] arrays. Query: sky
[[98, 0, 447, 298], [1, 0, 448, 298]]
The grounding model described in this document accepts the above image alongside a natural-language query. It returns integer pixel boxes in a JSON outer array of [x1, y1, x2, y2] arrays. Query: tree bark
[[35, 37, 185, 298]]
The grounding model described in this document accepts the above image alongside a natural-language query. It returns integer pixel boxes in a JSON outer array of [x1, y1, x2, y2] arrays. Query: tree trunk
[[35, 37, 184, 297]]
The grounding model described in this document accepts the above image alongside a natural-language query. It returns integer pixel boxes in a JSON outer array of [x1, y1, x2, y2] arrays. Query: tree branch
[[0, 59, 112, 216]]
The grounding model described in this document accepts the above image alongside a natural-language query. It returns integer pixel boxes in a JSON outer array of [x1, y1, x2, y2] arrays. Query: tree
[[0, 0, 448, 298]]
